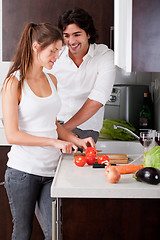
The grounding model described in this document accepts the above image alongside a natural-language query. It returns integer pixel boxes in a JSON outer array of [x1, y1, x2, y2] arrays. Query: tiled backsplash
[[115, 66, 152, 86]]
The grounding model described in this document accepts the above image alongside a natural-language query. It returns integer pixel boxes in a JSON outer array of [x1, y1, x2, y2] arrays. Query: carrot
[[115, 164, 143, 174]]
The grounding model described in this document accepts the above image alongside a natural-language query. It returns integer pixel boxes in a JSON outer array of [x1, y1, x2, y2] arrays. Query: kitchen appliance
[[151, 78, 160, 131], [104, 84, 149, 130]]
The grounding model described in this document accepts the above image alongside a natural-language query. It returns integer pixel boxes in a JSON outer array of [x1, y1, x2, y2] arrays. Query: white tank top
[[7, 73, 62, 177]]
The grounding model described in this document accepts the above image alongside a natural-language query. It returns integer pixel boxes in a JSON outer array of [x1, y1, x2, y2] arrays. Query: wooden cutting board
[[74, 153, 128, 164]]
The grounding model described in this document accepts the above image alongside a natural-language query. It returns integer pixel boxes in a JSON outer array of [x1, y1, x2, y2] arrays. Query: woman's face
[[36, 40, 62, 69]]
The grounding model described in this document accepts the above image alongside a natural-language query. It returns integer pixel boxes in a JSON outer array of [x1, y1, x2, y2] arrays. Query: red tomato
[[85, 155, 96, 165], [74, 156, 86, 167], [97, 155, 110, 164], [85, 147, 97, 157]]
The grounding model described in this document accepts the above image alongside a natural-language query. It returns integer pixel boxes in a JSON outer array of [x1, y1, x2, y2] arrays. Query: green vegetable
[[143, 146, 160, 170], [99, 119, 137, 141]]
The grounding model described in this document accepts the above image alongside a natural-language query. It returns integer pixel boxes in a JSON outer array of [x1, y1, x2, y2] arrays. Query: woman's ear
[[32, 41, 39, 53]]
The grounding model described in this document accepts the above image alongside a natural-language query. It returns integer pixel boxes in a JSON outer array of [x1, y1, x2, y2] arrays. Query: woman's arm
[[56, 121, 96, 150], [2, 76, 77, 153]]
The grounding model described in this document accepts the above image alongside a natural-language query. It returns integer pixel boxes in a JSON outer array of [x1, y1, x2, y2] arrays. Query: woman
[[2, 22, 95, 240]]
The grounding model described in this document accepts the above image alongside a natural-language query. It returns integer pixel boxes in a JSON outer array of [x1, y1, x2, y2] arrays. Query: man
[[47, 7, 115, 143]]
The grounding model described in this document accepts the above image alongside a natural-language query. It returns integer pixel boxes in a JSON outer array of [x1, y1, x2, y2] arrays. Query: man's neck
[[69, 53, 83, 67], [68, 44, 90, 68]]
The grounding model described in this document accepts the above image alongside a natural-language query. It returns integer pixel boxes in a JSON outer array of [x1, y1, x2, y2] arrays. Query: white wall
[[0, 0, 11, 85], [0, 0, 12, 121]]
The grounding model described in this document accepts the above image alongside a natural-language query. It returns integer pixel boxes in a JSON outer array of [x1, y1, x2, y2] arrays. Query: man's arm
[[63, 98, 103, 131]]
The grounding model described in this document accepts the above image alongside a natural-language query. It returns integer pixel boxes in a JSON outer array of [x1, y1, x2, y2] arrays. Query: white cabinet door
[[114, 0, 132, 72]]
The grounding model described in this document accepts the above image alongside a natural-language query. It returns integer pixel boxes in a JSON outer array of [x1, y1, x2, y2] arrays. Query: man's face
[[63, 24, 90, 57]]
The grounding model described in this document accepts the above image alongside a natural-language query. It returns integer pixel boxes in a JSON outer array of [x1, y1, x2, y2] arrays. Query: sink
[[96, 140, 143, 155]]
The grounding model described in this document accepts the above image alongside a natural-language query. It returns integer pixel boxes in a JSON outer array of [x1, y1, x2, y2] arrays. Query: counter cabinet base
[[56, 198, 160, 240]]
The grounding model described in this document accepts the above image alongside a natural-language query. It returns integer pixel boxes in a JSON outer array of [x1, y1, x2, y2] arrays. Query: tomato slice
[[85, 155, 96, 165], [97, 155, 110, 164], [85, 147, 97, 157], [74, 156, 86, 167]]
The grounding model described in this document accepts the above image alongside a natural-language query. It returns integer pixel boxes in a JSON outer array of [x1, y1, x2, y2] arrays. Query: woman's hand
[[74, 137, 96, 150], [53, 139, 78, 153], [56, 121, 96, 152]]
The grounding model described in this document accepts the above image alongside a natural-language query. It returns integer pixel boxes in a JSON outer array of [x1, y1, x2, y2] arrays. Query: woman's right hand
[[54, 139, 78, 153]]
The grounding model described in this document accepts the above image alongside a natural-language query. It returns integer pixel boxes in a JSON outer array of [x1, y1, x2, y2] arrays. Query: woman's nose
[[54, 51, 60, 59]]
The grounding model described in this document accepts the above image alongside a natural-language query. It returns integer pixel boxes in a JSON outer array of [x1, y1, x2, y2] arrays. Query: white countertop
[[51, 153, 160, 199]]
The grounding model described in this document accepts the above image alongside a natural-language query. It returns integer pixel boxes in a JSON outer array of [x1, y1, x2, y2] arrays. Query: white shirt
[[7, 73, 61, 177], [46, 43, 115, 132]]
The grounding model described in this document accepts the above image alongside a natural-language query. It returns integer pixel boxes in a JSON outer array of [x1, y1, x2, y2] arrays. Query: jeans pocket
[[5, 167, 28, 182]]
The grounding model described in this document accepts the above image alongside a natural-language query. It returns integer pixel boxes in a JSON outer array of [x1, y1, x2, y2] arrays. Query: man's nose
[[67, 36, 75, 45]]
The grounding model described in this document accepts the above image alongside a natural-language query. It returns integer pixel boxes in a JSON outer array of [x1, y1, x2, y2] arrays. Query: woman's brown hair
[[4, 22, 63, 89]]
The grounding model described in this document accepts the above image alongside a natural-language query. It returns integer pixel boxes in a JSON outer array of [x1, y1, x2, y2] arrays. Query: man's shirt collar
[[62, 44, 94, 60]]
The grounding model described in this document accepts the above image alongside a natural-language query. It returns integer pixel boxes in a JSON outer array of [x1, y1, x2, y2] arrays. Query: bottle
[[139, 92, 151, 130]]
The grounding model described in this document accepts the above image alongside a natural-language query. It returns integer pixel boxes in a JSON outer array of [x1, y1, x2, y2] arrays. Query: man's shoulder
[[90, 44, 114, 64], [91, 43, 113, 57]]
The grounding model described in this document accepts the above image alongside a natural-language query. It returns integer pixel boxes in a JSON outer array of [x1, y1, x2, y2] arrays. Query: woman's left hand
[[75, 137, 96, 150]]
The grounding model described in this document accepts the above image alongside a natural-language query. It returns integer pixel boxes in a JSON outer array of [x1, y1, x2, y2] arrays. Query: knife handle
[[92, 163, 116, 168]]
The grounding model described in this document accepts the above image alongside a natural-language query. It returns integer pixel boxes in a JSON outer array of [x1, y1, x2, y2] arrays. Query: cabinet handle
[[0, 182, 5, 186], [110, 26, 114, 49]]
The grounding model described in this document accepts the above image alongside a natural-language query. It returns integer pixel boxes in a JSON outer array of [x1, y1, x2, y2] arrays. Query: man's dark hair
[[58, 8, 98, 44]]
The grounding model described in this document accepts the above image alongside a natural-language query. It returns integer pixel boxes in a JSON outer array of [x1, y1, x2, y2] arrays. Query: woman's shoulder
[[3, 74, 19, 91], [2, 74, 21, 103]]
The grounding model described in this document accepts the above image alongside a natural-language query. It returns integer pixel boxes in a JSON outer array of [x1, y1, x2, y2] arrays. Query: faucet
[[113, 125, 140, 140]]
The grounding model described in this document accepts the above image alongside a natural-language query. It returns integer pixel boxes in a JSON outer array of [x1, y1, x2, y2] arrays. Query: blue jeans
[[5, 167, 54, 240]]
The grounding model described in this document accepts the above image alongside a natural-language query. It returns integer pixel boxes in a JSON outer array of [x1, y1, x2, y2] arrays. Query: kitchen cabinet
[[114, 0, 160, 72], [61, 198, 160, 240], [0, 146, 44, 240], [2, 0, 114, 61]]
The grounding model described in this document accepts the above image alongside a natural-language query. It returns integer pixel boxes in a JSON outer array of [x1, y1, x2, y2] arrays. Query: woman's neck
[[26, 65, 44, 81]]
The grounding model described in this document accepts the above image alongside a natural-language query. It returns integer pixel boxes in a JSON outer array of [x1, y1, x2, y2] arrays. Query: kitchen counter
[[51, 141, 160, 240], [1, 125, 159, 199], [51, 152, 160, 199]]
